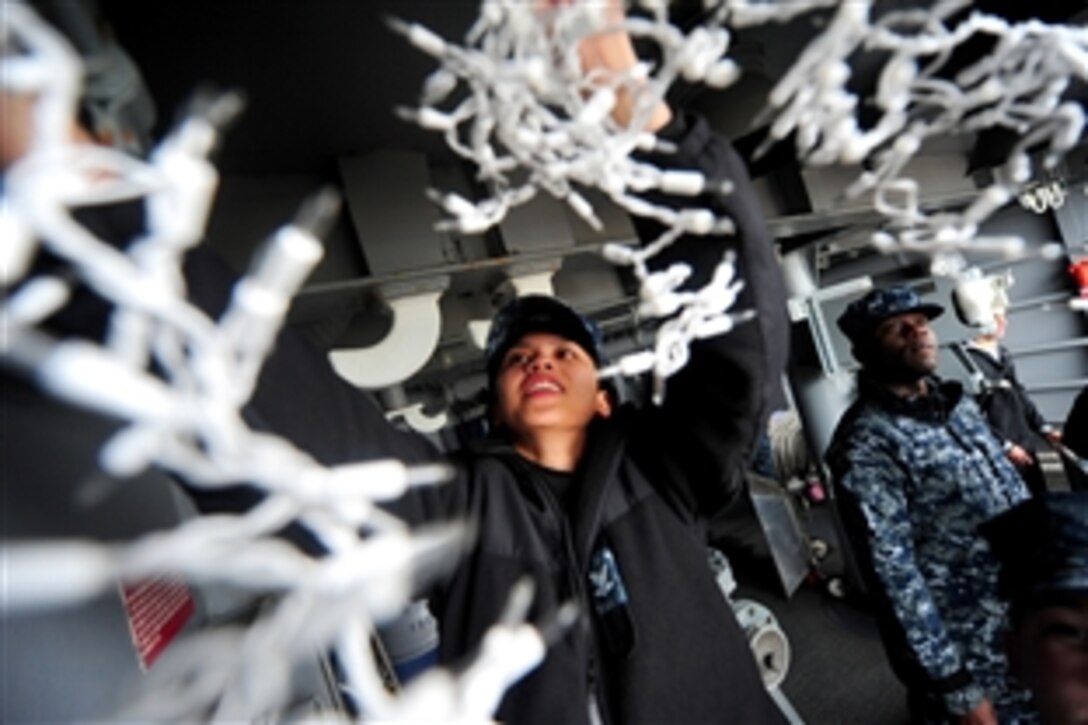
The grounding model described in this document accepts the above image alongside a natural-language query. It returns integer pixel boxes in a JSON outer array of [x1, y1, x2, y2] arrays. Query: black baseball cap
[[484, 295, 603, 384], [837, 286, 945, 347]]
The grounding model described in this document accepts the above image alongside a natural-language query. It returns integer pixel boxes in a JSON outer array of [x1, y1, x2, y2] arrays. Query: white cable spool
[[731, 598, 791, 690]]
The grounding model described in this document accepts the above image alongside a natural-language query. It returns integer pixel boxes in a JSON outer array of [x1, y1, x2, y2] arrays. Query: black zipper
[[532, 469, 612, 725]]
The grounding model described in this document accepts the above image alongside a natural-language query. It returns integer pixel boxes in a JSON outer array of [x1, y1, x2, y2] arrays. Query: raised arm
[[570, 0, 673, 133], [635, 117, 788, 515], [573, 2, 788, 515]]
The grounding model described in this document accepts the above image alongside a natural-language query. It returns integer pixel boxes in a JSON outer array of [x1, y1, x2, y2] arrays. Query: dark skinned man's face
[[864, 311, 939, 383]]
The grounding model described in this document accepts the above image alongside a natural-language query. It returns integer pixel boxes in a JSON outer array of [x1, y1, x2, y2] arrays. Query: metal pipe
[[298, 240, 626, 298], [297, 188, 980, 300], [1008, 337, 1088, 357], [1024, 378, 1088, 393], [766, 191, 977, 241], [1007, 291, 1075, 313]]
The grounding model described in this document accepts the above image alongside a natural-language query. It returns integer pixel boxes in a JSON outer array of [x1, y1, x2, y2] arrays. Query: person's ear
[[595, 388, 613, 419], [852, 339, 878, 366]]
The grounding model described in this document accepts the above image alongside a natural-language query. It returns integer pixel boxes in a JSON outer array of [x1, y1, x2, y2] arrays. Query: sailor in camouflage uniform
[[981, 492, 1088, 725], [826, 286, 1033, 724]]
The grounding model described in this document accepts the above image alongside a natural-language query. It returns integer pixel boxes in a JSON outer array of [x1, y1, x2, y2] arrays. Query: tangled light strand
[[401, 0, 1086, 303], [734, 0, 1086, 275], [393, 2, 741, 234], [394, 0, 753, 402], [600, 241, 752, 404], [2, 4, 559, 720]]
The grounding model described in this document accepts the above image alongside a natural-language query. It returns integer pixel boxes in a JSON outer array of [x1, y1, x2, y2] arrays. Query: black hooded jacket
[[245, 112, 789, 723]]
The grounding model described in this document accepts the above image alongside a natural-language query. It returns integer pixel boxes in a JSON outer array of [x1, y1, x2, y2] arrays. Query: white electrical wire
[[730, 0, 1085, 274], [1, 4, 558, 721], [399, 0, 1086, 365], [395, 0, 751, 402]]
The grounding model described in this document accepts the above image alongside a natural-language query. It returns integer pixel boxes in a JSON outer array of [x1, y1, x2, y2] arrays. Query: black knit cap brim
[[861, 303, 944, 336], [485, 295, 602, 384]]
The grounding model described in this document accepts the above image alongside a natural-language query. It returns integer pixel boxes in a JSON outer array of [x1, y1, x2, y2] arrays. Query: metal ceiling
[[87, 1, 1084, 185]]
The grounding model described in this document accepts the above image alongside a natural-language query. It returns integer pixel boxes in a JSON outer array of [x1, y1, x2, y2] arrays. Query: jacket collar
[[858, 372, 964, 424], [568, 415, 627, 569], [966, 340, 1005, 364], [474, 414, 627, 570]]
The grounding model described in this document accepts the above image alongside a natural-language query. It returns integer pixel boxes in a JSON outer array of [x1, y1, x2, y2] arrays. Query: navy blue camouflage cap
[[485, 295, 604, 384], [837, 285, 945, 346], [980, 492, 1088, 601]]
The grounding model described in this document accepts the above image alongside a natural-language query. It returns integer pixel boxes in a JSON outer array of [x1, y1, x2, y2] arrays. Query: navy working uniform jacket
[[827, 374, 1033, 721]]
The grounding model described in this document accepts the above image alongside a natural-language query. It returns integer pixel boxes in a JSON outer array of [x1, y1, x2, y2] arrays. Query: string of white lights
[[600, 240, 751, 404], [400, 0, 1085, 299], [394, 0, 753, 401], [1, 4, 556, 720], [731, 0, 1085, 275]]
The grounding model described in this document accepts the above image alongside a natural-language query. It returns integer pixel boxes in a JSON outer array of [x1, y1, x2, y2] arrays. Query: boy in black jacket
[[242, 12, 790, 720], [296, 21, 788, 720]]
